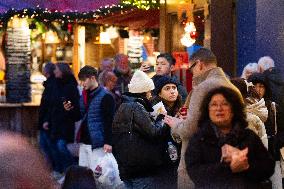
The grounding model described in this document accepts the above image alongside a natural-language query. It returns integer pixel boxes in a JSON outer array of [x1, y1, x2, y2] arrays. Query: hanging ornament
[[67, 23, 72, 33], [190, 31, 198, 39], [180, 22, 197, 47]]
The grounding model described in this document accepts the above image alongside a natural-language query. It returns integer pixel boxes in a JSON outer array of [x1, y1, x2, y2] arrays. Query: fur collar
[[193, 67, 225, 87]]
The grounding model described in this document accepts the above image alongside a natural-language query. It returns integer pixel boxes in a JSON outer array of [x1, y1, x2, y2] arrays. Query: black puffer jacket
[[185, 121, 275, 189], [112, 94, 169, 180]]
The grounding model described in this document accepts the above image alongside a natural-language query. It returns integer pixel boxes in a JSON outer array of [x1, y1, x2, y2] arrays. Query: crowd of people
[[1, 48, 283, 189]]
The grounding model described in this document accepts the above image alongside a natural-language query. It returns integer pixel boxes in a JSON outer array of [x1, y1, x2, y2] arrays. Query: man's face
[[117, 56, 129, 74], [189, 60, 203, 78], [80, 76, 97, 90], [156, 57, 173, 76]]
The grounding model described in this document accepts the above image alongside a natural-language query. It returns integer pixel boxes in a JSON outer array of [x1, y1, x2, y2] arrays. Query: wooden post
[[159, 0, 169, 52], [210, 0, 236, 77], [72, 24, 79, 78]]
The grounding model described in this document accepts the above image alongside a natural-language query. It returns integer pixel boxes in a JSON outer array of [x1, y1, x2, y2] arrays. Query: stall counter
[[0, 101, 40, 144]]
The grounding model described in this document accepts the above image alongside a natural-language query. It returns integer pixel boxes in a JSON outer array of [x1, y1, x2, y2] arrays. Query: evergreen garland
[[0, 1, 160, 30]]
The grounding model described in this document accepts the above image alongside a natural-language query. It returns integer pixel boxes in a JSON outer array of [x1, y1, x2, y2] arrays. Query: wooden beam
[[72, 24, 79, 78]]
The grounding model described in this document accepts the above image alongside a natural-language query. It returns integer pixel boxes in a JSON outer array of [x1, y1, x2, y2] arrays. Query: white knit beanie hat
[[128, 70, 155, 93]]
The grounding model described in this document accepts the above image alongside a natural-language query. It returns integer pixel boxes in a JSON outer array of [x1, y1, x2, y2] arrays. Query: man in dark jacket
[[140, 53, 188, 103], [38, 62, 62, 174], [113, 54, 132, 95], [77, 65, 115, 153]]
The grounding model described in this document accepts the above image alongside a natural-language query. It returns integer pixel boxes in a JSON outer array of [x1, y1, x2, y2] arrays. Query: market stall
[[0, 1, 161, 140]]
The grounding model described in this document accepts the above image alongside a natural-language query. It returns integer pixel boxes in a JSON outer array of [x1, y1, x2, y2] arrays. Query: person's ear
[[91, 76, 97, 82], [170, 65, 175, 72], [198, 61, 204, 71]]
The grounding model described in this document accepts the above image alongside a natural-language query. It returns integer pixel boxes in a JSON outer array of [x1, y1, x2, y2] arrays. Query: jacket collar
[[199, 121, 246, 147], [192, 67, 226, 86], [88, 86, 103, 98], [122, 92, 154, 112]]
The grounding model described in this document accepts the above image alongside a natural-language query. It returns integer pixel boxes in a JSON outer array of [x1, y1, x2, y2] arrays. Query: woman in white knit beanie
[[112, 70, 171, 188]]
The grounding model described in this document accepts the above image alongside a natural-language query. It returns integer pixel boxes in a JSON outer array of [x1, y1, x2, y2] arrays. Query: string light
[[122, 0, 159, 10], [0, 4, 136, 27]]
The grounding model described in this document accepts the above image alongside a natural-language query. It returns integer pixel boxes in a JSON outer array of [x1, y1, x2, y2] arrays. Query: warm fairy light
[[99, 31, 111, 44], [0, 4, 132, 25], [44, 30, 60, 44], [122, 0, 159, 9]]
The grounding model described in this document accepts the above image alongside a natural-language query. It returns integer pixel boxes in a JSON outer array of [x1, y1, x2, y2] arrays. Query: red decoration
[[172, 52, 192, 93], [190, 31, 198, 39], [67, 23, 72, 33]]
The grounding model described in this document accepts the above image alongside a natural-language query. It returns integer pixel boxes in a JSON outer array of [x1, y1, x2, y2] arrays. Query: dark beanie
[[153, 75, 178, 95]]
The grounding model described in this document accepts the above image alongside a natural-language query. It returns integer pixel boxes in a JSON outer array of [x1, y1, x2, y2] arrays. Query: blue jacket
[[80, 86, 112, 148]]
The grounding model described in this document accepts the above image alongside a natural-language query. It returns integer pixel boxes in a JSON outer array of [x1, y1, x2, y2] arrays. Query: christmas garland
[[0, 4, 130, 29], [0, 1, 160, 29]]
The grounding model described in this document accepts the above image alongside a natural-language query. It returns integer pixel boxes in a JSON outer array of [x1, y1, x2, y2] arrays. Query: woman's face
[[159, 83, 178, 102], [54, 65, 63, 78], [254, 83, 266, 98], [146, 91, 152, 100], [209, 94, 234, 128]]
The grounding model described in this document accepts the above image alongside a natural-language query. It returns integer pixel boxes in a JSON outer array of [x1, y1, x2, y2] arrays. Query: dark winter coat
[[249, 72, 281, 160], [152, 74, 188, 104], [48, 77, 81, 142], [185, 121, 275, 189], [112, 94, 169, 180], [263, 68, 284, 147], [38, 75, 56, 130]]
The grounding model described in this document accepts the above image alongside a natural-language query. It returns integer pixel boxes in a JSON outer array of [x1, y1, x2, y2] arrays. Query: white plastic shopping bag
[[79, 144, 123, 188], [79, 144, 93, 168]]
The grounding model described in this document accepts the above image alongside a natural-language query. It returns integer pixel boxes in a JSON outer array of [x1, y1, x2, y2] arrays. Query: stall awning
[[0, 0, 120, 13], [93, 9, 159, 29]]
